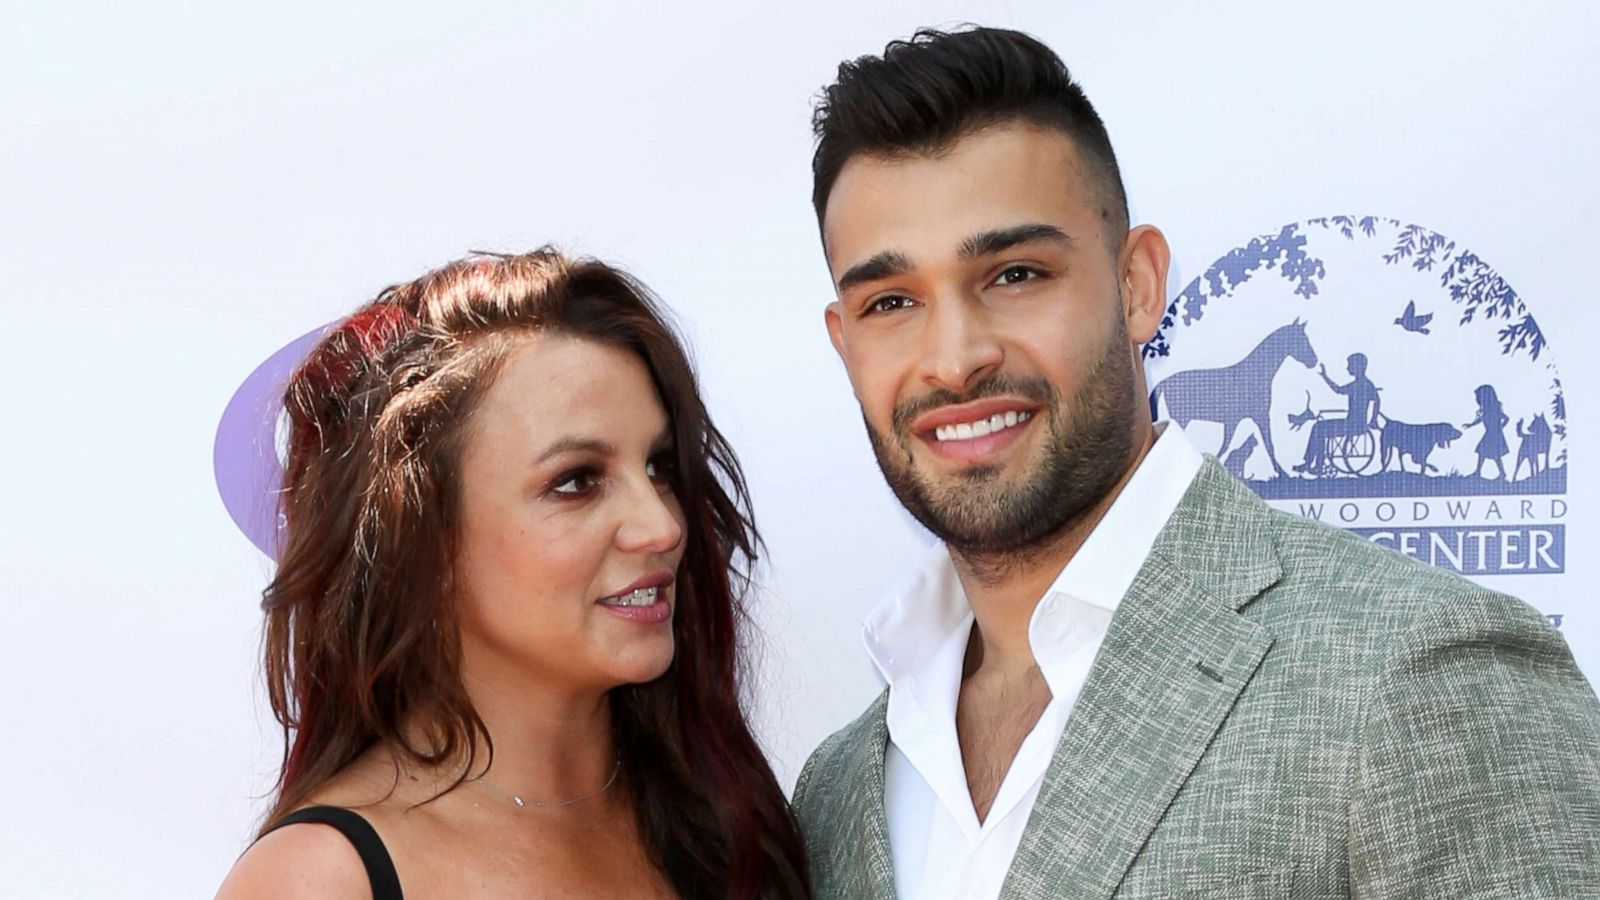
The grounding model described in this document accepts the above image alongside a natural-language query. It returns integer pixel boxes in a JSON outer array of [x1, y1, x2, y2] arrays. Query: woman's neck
[[460, 657, 619, 806]]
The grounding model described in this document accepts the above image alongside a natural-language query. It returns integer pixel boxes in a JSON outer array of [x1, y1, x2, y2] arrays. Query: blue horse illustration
[[1149, 320, 1318, 478]]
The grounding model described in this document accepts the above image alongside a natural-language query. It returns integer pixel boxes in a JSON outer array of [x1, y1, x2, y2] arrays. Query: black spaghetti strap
[[265, 805, 404, 900]]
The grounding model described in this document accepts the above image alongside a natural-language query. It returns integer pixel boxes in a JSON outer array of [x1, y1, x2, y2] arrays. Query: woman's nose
[[615, 476, 685, 556]]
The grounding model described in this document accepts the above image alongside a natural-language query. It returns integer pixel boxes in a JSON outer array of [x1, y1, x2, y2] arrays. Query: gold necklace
[[472, 757, 622, 809]]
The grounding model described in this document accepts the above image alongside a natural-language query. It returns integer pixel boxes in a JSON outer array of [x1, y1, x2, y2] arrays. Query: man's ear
[[1119, 224, 1170, 344], [825, 300, 847, 362]]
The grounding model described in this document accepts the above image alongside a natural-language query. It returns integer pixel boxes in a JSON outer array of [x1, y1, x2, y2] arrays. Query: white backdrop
[[3, 2, 1596, 896]]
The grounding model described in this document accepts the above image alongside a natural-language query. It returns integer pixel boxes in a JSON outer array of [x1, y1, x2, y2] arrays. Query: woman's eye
[[646, 455, 678, 487], [865, 295, 915, 316], [993, 265, 1040, 287], [551, 469, 599, 496]]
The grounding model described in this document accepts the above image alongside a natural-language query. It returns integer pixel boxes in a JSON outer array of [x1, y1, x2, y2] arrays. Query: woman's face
[[453, 335, 686, 695]]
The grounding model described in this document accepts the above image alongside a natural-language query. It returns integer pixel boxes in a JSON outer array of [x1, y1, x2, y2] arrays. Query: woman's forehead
[[473, 336, 668, 455]]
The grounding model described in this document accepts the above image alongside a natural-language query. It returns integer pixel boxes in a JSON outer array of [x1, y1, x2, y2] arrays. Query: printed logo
[[213, 323, 334, 557], [1146, 216, 1568, 586]]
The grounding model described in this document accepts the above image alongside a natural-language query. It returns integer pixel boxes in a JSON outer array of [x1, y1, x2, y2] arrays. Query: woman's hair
[[1476, 384, 1501, 407], [260, 248, 808, 898]]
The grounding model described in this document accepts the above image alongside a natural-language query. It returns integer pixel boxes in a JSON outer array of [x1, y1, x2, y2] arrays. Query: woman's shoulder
[[217, 756, 414, 899], [215, 811, 374, 900]]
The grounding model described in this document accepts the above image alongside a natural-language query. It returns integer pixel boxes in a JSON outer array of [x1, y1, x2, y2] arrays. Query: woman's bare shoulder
[[215, 753, 411, 899], [214, 821, 370, 900]]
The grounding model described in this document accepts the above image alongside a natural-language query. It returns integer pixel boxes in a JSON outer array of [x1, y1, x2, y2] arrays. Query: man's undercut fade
[[811, 26, 1129, 246]]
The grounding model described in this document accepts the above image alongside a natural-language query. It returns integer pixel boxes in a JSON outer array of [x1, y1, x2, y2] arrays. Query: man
[[792, 26, 1600, 899], [1297, 353, 1381, 476]]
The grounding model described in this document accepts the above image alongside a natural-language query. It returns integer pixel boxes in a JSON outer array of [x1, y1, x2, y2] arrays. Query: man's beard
[[864, 323, 1140, 576]]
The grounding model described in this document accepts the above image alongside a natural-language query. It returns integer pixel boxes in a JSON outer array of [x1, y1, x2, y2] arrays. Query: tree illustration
[[1144, 224, 1327, 359], [1382, 224, 1546, 361], [1148, 216, 1567, 442]]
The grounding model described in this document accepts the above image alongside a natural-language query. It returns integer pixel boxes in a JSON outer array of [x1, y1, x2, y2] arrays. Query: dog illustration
[[1223, 434, 1259, 480], [1379, 419, 1461, 474], [1514, 415, 1553, 480], [1287, 391, 1320, 431]]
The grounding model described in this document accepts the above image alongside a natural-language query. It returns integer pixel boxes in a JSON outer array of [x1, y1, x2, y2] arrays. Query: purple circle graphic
[[213, 323, 336, 557]]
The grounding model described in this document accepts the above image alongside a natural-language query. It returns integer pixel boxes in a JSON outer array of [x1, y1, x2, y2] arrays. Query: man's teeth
[[601, 586, 659, 607], [934, 410, 1031, 442]]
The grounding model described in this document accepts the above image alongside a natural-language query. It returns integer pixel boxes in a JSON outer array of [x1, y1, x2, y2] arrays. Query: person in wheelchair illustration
[[1295, 352, 1383, 477]]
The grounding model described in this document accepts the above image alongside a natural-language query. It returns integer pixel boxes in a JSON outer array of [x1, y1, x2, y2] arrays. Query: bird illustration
[[1395, 300, 1433, 334]]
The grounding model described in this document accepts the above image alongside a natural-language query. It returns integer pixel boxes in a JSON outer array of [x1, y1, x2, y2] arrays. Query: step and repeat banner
[[1147, 216, 1572, 607], [4, 2, 1594, 896]]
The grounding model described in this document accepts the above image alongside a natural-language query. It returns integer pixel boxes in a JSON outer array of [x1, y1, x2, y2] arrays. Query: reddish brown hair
[[260, 248, 808, 897]]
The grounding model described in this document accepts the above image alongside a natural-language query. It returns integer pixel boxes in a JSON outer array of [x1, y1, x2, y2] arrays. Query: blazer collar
[[1001, 459, 1283, 899]]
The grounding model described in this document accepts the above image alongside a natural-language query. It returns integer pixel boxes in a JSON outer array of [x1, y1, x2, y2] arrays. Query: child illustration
[[1463, 384, 1510, 480]]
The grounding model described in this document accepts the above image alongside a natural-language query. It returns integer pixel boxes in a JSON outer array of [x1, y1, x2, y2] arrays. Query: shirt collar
[[863, 422, 1204, 688]]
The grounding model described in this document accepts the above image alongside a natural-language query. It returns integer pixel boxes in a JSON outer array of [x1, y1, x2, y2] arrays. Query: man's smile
[[909, 397, 1041, 466]]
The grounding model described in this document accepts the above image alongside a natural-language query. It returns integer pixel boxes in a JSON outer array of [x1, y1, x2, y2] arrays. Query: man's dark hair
[[811, 26, 1128, 244]]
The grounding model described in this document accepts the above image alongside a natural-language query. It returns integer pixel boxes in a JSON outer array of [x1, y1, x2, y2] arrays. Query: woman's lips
[[601, 595, 675, 624], [597, 572, 675, 625]]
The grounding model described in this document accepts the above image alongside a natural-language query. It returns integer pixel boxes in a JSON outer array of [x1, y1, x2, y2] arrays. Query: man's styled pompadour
[[811, 26, 1129, 246]]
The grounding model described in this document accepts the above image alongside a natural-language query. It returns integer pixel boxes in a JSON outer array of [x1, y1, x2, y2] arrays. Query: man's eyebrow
[[959, 223, 1073, 260], [536, 436, 615, 464], [836, 250, 913, 293]]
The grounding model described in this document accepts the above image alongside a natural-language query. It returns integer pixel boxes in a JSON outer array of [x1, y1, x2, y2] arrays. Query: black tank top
[[264, 806, 403, 899]]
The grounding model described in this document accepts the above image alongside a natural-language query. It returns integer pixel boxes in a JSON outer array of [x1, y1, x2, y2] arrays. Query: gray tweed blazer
[[792, 459, 1600, 899]]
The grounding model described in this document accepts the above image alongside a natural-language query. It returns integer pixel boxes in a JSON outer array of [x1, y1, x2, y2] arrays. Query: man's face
[[821, 122, 1164, 558]]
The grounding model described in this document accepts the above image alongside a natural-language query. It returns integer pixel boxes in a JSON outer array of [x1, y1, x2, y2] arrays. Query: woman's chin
[[607, 640, 677, 687]]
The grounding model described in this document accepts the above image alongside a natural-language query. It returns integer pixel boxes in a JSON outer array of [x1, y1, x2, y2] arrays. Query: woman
[[218, 249, 809, 898]]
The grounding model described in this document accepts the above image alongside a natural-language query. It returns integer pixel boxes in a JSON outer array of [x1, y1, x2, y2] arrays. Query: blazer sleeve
[[1348, 588, 1600, 897]]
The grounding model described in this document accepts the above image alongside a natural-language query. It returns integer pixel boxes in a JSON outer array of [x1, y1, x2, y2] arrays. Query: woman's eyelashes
[[646, 451, 679, 489], [546, 453, 677, 500], [549, 465, 601, 497]]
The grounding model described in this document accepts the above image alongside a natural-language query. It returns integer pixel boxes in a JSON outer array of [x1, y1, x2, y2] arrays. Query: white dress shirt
[[862, 423, 1204, 900]]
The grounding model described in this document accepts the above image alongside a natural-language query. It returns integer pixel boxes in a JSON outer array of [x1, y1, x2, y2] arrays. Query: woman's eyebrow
[[535, 436, 615, 464]]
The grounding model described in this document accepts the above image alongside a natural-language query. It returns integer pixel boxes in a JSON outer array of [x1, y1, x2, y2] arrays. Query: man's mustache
[[890, 374, 1058, 436]]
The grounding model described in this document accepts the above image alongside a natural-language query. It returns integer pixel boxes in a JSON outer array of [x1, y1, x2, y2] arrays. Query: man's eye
[[993, 265, 1040, 287], [865, 295, 915, 316], [552, 469, 599, 496]]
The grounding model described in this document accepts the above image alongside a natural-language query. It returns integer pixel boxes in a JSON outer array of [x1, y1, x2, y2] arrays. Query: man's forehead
[[821, 124, 1095, 266]]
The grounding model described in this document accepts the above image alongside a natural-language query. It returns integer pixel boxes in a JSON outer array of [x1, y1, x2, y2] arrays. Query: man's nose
[[917, 294, 1003, 394]]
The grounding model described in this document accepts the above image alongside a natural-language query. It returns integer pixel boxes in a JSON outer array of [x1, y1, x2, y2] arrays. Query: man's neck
[[951, 424, 1156, 674]]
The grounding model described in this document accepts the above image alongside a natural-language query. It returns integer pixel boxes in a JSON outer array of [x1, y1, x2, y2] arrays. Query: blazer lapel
[[829, 691, 898, 899], [1000, 461, 1281, 899]]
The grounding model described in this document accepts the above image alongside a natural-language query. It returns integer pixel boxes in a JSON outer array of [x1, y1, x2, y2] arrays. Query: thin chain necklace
[[472, 756, 622, 809]]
